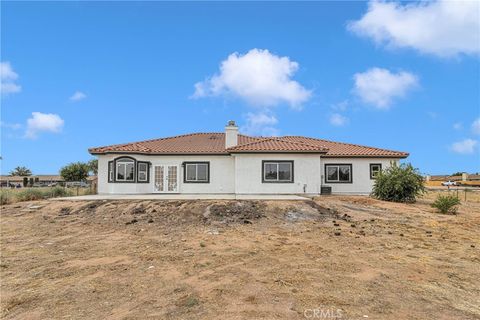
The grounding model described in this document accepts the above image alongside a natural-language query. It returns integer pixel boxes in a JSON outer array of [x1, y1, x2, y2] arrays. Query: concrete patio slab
[[52, 194, 312, 201]]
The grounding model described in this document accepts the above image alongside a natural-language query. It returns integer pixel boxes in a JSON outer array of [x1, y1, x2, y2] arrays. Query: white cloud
[[1, 62, 21, 96], [69, 91, 87, 102], [329, 113, 349, 126], [241, 112, 279, 136], [348, 0, 480, 58], [353, 67, 418, 109], [453, 122, 463, 130], [193, 49, 311, 109], [451, 139, 478, 154], [472, 118, 480, 135], [25, 112, 64, 139]]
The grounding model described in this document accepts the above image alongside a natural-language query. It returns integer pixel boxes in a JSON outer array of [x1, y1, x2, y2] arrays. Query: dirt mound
[[204, 201, 266, 224]]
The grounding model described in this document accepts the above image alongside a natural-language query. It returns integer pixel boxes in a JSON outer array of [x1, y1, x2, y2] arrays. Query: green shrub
[[16, 189, 45, 202], [431, 194, 461, 214], [0, 190, 13, 205], [371, 163, 425, 203]]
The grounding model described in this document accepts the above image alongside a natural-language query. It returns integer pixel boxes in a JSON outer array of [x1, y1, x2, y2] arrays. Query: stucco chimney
[[225, 120, 238, 148]]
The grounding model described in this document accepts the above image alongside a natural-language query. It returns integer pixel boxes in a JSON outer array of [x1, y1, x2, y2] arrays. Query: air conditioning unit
[[321, 186, 332, 195]]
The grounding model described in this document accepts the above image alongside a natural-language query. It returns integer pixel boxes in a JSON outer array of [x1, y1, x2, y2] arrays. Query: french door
[[153, 165, 179, 193]]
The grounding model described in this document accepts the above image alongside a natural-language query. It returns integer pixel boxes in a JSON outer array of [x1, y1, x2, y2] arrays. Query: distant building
[[0, 175, 97, 188]]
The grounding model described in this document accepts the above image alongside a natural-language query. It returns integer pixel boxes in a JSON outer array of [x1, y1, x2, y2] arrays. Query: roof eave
[[89, 150, 229, 156], [322, 154, 409, 158]]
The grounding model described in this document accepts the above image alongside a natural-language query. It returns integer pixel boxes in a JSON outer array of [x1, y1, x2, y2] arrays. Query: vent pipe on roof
[[225, 120, 238, 148]]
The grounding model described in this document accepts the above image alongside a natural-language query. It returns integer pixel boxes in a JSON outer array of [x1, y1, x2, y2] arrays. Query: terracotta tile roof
[[89, 132, 408, 158], [88, 133, 261, 155], [280, 136, 409, 158], [227, 137, 327, 153]]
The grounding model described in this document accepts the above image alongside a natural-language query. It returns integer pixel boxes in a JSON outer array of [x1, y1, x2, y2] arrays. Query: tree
[[451, 172, 465, 176], [371, 163, 425, 203], [88, 159, 98, 176], [10, 166, 32, 176], [60, 162, 90, 182]]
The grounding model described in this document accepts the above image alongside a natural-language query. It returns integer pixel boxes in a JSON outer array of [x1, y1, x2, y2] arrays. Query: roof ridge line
[[227, 137, 274, 150], [227, 136, 327, 151], [283, 136, 408, 154]]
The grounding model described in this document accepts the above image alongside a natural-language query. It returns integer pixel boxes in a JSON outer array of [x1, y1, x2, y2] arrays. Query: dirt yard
[[1, 194, 479, 320]]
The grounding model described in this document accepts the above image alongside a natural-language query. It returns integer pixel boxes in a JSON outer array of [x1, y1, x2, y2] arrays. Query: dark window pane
[[339, 166, 351, 181], [278, 163, 291, 181], [138, 163, 147, 181], [117, 164, 125, 180], [186, 164, 196, 181], [371, 165, 380, 178], [197, 164, 208, 181], [126, 163, 134, 180], [327, 166, 338, 181], [264, 163, 278, 180]]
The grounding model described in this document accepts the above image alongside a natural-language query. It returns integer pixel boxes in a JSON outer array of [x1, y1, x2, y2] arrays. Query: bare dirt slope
[[1, 195, 479, 320]]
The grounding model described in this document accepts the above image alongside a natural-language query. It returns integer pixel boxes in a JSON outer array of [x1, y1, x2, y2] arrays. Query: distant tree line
[[7, 159, 98, 185]]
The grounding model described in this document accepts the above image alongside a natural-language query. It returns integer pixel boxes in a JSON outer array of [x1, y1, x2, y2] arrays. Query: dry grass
[[422, 189, 480, 203]]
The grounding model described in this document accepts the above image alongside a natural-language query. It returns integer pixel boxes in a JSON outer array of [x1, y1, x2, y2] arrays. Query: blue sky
[[1, 1, 479, 175]]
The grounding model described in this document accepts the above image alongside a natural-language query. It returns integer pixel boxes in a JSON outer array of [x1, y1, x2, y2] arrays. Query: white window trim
[[370, 164, 382, 179], [325, 164, 352, 183], [138, 163, 148, 182], [263, 162, 293, 182], [116, 160, 135, 181], [109, 162, 113, 181], [185, 163, 208, 182]]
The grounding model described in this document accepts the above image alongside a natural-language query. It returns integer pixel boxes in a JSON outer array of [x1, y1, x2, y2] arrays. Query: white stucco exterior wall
[[96, 153, 401, 195], [97, 154, 235, 194], [234, 154, 322, 195], [320, 158, 399, 194]]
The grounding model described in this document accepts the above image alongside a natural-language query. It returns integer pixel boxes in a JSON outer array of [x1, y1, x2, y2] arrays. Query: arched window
[[116, 157, 135, 182]]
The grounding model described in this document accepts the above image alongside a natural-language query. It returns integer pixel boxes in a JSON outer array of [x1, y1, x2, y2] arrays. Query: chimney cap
[[227, 120, 237, 127]]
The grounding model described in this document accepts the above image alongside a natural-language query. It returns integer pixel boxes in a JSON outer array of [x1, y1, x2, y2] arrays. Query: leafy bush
[[431, 194, 461, 214], [16, 189, 45, 202], [0, 190, 13, 205], [371, 163, 425, 203], [60, 162, 90, 182]]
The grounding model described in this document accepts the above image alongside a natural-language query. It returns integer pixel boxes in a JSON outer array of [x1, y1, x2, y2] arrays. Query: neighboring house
[[89, 121, 408, 195], [0, 175, 97, 188]]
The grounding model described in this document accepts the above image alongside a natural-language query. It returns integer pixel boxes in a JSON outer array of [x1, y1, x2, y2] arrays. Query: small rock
[[125, 219, 138, 225], [334, 232, 341, 236], [147, 219, 154, 223], [350, 224, 356, 228], [400, 233, 404, 237], [333, 223, 340, 227], [471, 244, 475, 248]]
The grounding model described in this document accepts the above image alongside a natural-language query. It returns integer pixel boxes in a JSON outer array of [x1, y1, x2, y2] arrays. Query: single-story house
[[89, 121, 408, 195]]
